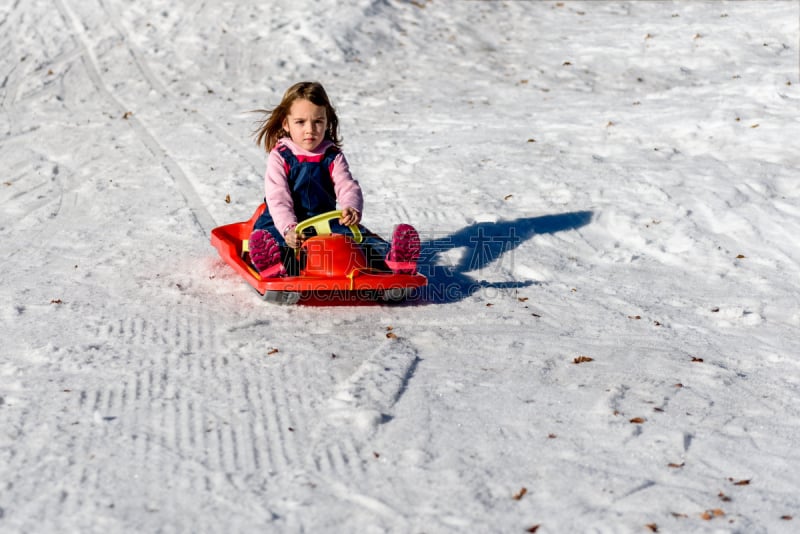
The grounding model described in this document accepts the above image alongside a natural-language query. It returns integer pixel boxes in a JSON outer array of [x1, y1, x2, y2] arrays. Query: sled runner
[[210, 204, 426, 304]]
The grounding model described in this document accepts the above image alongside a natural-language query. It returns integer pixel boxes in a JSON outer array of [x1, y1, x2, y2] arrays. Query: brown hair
[[253, 81, 342, 152]]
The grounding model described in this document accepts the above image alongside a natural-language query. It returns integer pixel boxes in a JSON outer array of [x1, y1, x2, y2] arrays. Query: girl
[[248, 81, 420, 277]]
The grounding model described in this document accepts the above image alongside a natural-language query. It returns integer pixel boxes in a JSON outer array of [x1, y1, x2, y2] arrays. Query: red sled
[[210, 204, 427, 304]]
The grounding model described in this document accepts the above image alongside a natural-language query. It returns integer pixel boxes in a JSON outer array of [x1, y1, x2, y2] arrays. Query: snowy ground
[[2, 0, 800, 532]]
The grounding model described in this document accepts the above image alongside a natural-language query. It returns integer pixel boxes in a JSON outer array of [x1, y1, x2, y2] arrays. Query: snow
[[1, 0, 799, 531]]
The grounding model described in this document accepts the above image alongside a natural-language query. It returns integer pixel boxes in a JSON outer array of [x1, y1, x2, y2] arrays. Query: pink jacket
[[264, 138, 364, 235]]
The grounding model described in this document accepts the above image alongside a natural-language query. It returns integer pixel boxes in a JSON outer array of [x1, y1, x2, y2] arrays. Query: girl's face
[[282, 98, 328, 151]]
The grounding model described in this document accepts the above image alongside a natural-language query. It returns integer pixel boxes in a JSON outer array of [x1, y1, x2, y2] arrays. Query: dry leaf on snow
[[701, 509, 725, 520]]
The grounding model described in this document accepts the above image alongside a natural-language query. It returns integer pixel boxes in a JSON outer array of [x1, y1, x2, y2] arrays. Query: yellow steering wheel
[[294, 211, 363, 244]]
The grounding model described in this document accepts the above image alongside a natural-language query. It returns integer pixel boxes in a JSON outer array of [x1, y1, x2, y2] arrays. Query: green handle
[[294, 210, 363, 243]]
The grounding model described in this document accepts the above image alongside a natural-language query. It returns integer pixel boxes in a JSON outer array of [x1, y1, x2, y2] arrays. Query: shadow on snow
[[408, 210, 594, 304]]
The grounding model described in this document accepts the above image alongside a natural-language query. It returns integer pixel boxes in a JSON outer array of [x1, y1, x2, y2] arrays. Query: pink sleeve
[[264, 149, 298, 235], [330, 152, 364, 214]]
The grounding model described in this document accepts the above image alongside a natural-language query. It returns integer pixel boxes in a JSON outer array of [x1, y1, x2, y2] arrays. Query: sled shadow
[[409, 210, 593, 304]]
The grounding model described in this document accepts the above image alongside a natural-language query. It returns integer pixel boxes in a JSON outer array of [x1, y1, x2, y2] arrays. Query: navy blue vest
[[254, 145, 339, 236]]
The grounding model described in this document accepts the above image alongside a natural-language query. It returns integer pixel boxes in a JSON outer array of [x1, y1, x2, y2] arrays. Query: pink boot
[[249, 230, 286, 277], [385, 224, 420, 274]]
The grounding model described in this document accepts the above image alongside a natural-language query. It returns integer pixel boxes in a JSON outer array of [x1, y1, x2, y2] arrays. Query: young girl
[[248, 81, 420, 277]]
